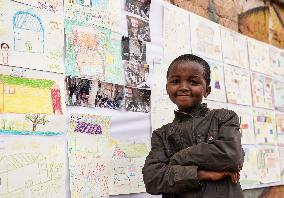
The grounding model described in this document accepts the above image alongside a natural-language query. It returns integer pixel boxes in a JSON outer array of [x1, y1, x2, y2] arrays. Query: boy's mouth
[[176, 92, 191, 96]]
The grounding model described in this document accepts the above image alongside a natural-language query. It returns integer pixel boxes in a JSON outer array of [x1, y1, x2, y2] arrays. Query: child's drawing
[[163, 4, 190, 64], [240, 145, 259, 186], [0, 1, 64, 73], [248, 38, 270, 75], [0, 134, 66, 197], [224, 64, 252, 105], [190, 13, 222, 61], [253, 109, 277, 145], [257, 146, 281, 184], [64, 0, 121, 32], [221, 27, 249, 68], [251, 72, 274, 109]]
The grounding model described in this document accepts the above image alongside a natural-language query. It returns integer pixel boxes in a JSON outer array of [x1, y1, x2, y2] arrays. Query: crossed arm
[[142, 111, 244, 194]]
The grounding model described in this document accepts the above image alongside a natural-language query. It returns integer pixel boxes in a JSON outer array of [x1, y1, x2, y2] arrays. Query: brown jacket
[[143, 104, 244, 198]]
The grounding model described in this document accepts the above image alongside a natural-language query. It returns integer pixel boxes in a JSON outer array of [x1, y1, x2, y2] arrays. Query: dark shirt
[[143, 103, 244, 198]]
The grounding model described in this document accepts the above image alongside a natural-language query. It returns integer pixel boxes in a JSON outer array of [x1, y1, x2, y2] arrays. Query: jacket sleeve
[[142, 128, 201, 195], [170, 110, 244, 172]]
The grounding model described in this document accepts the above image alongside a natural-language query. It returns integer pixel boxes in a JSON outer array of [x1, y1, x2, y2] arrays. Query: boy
[[143, 54, 244, 198]]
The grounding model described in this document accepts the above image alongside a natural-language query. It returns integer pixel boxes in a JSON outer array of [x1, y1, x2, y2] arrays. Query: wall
[[166, 0, 284, 48], [165, 0, 284, 197]]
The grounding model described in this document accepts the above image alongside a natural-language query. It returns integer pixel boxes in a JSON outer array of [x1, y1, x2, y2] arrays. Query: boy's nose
[[179, 84, 190, 91], [179, 81, 190, 90]]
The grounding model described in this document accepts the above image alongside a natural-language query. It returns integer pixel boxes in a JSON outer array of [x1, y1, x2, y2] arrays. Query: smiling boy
[[143, 54, 244, 198]]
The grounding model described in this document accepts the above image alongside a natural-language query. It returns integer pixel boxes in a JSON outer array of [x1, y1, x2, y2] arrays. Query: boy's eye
[[189, 80, 198, 85], [171, 79, 180, 84]]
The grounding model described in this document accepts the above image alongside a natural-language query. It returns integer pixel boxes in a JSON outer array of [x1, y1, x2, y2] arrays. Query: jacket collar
[[174, 103, 209, 118]]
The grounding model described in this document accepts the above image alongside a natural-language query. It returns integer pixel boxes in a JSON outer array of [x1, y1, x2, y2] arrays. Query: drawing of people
[[51, 83, 63, 114], [1, 43, 9, 65]]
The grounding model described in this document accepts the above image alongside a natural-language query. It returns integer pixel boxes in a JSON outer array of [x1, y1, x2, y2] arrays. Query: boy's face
[[166, 61, 211, 112]]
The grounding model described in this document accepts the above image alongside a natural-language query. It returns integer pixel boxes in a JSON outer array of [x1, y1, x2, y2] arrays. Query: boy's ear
[[204, 86, 211, 98], [166, 83, 169, 94]]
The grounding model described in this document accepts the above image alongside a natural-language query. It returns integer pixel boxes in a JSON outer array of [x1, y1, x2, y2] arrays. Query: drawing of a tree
[[25, 114, 49, 131]]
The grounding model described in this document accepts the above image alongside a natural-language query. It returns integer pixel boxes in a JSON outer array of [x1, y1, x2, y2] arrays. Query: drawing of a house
[[0, 75, 62, 114], [0, 153, 47, 194], [13, 11, 44, 53]]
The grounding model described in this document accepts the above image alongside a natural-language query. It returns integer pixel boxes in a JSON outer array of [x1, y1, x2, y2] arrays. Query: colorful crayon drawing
[[109, 142, 149, 195], [0, 1, 64, 73], [248, 38, 270, 75], [0, 66, 65, 133], [224, 64, 252, 106], [257, 146, 281, 184], [0, 74, 63, 115], [67, 114, 111, 197], [0, 134, 66, 198], [0, 113, 65, 133], [240, 145, 260, 187], [274, 80, 284, 112], [163, 4, 190, 65], [64, 0, 122, 32], [251, 72, 274, 109], [104, 33, 124, 85], [65, 22, 123, 84], [221, 27, 249, 68], [253, 109, 277, 145], [270, 46, 284, 78], [205, 59, 226, 102], [228, 105, 255, 144], [276, 114, 284, 146], [190, 13, 222, 61]]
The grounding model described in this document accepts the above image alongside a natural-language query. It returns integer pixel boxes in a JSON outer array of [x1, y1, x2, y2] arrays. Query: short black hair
[[166, 54, 211, 87], [1, 43, 9, 49]]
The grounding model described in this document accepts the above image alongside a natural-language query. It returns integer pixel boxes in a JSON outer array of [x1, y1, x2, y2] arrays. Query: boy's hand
[[197, 170, 239, 183]]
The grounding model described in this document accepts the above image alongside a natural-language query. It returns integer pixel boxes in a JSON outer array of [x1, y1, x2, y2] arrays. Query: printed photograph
[[122, 36, 146, 63], [125, 87, 151, 113], [124, 61, 150, 88], [125, 0, 151, 20], [66, 76, 91, 106], [89, 81, 125, 110], [126, 15, 151, 42]]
